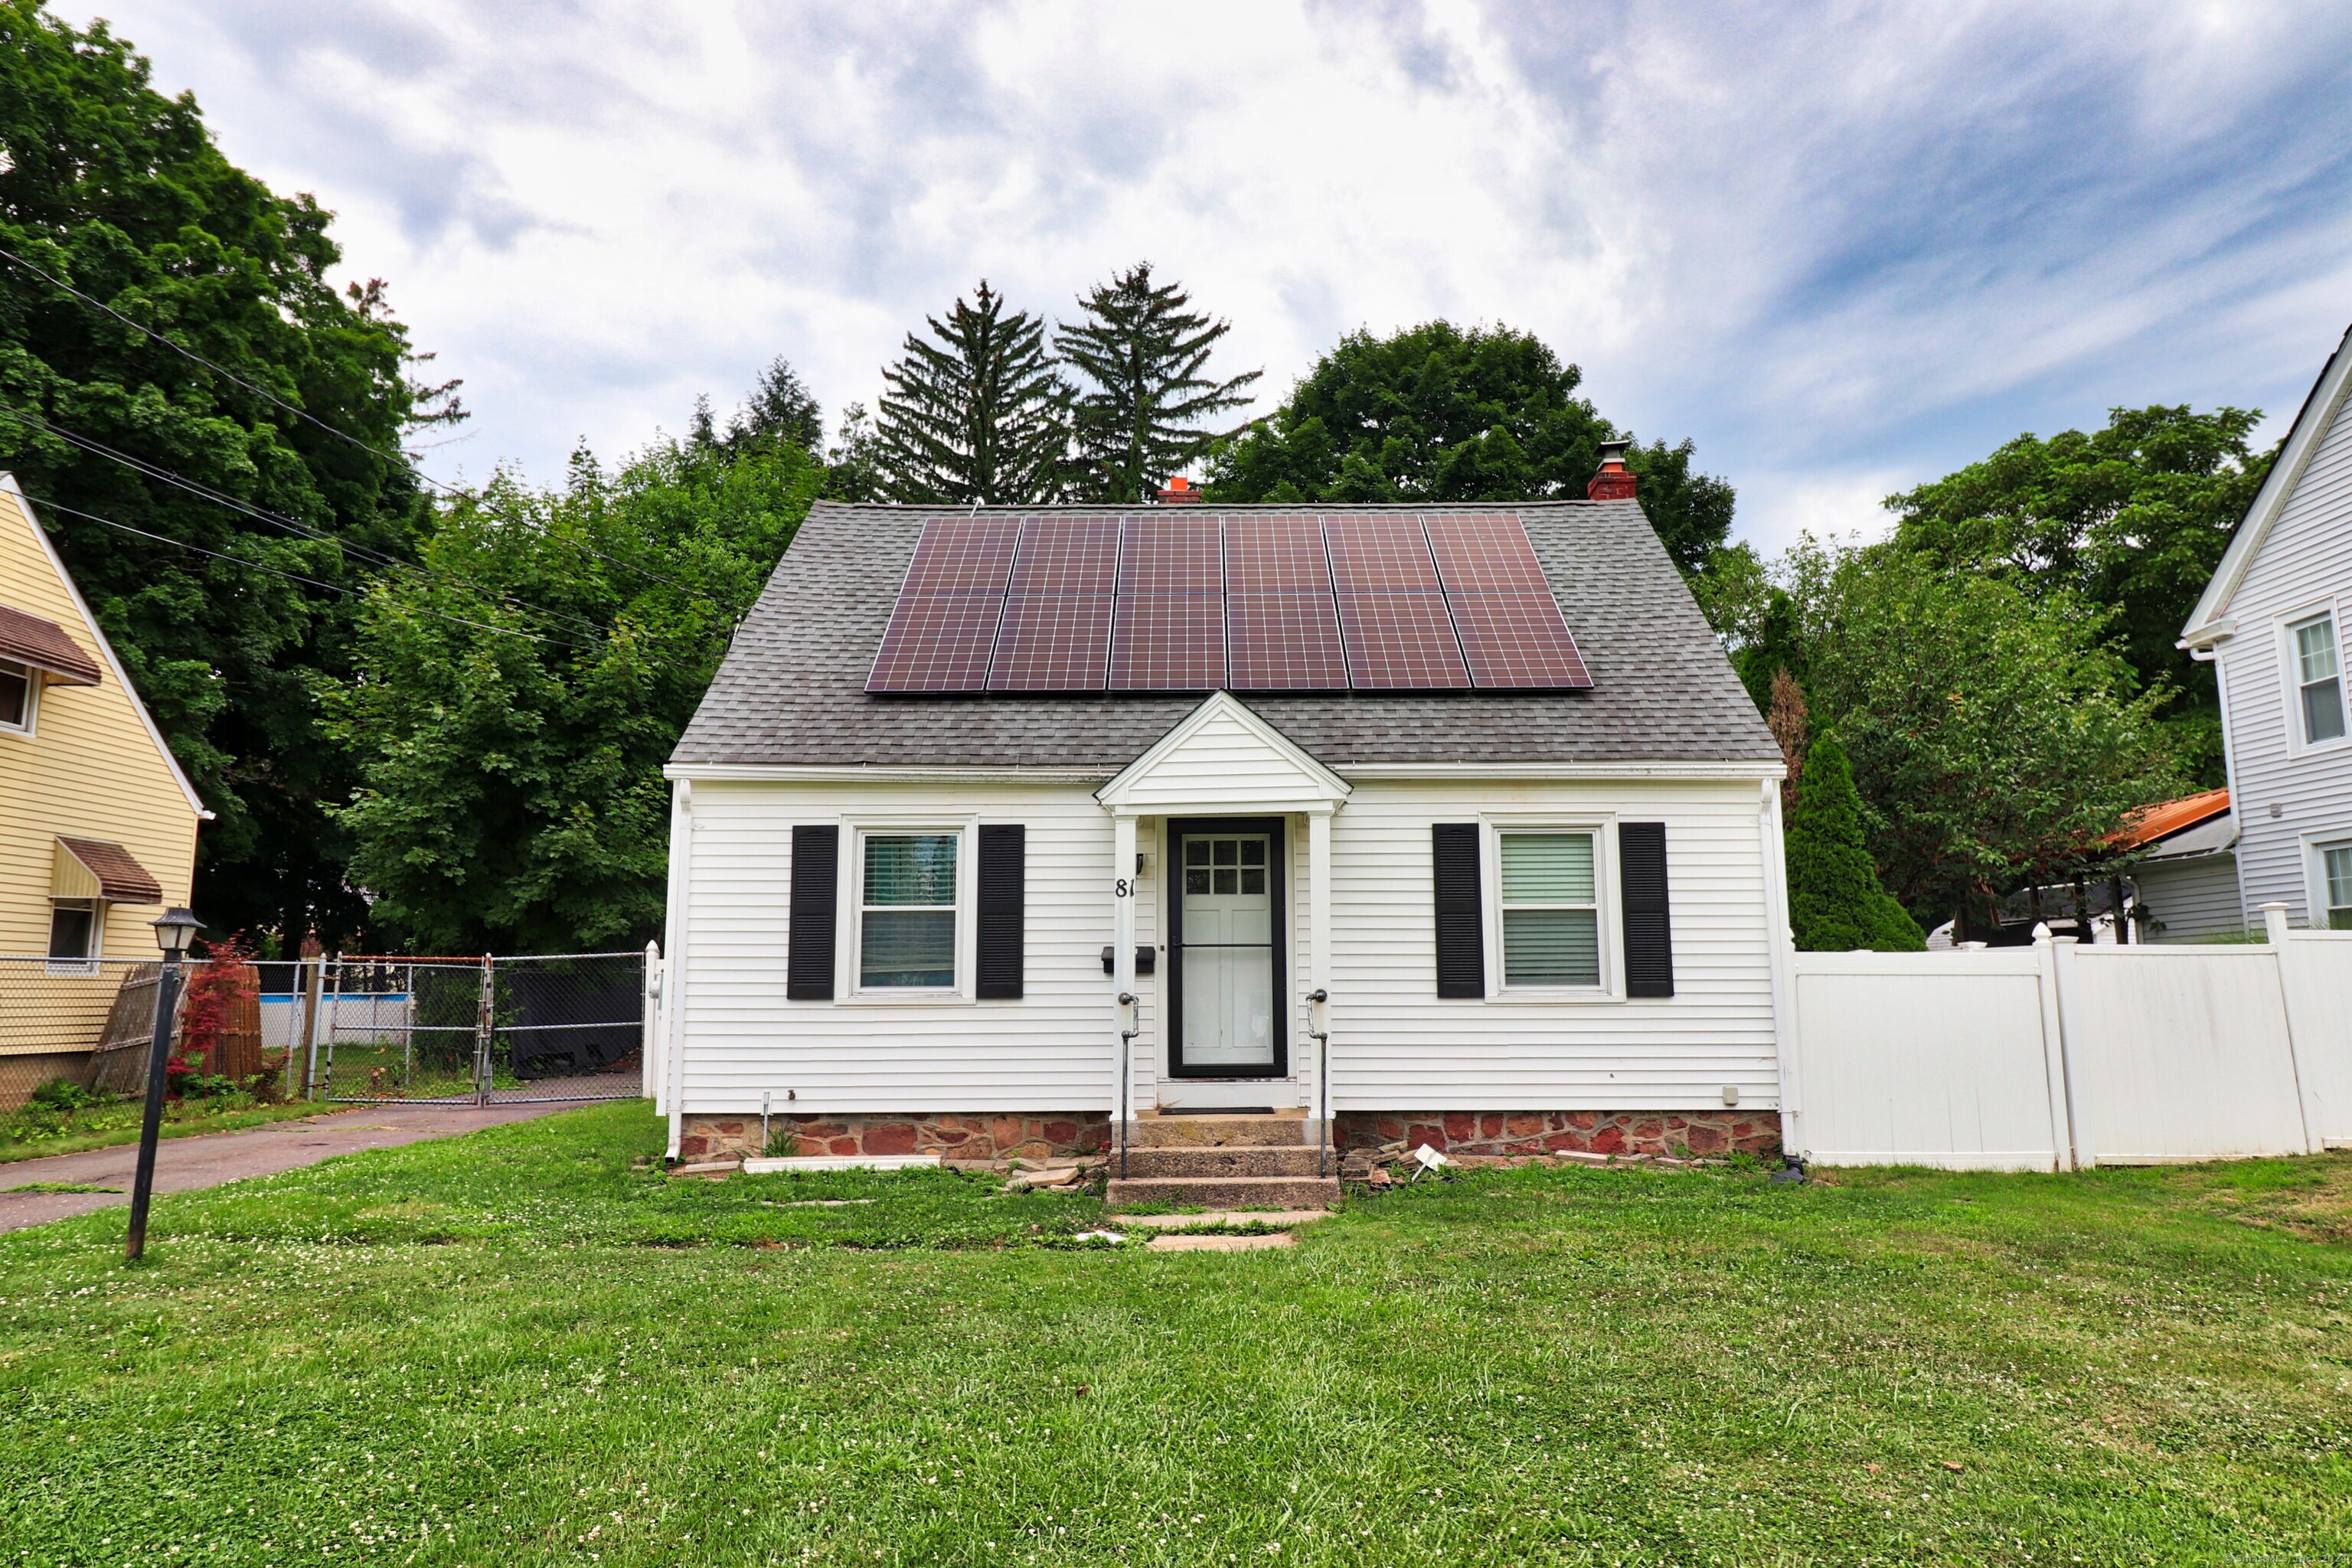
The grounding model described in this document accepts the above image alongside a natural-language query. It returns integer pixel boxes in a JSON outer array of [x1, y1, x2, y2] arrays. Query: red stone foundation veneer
[[677, 1111, 1110, 1163], [1335, 1109, 1782, 1161]]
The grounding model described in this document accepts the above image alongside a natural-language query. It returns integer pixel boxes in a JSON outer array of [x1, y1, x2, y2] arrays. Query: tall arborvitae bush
[[1785, 733, 1926, 952]]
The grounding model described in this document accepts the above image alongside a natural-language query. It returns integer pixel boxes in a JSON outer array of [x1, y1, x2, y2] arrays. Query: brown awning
[[0, 603, 102, 685], [55, 837, 163, 903]]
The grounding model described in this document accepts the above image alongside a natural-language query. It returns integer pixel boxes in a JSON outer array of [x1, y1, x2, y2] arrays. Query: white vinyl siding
[[668, 773, 1779, 1117], [2135, 855, 2245, 942], [2211, 368, 2352, 926]]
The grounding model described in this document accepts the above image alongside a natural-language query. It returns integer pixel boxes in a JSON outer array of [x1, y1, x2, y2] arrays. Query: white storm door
[[1178, 832, 1279, 1073]]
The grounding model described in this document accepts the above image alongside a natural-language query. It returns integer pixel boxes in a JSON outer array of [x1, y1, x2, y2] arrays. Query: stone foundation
[[678, 1111, 1111, 1164], [1335, 1109, 1782, 1161]]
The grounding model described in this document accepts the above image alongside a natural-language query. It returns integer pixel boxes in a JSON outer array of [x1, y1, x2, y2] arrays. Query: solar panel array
[[867, 511, 1591, 694]]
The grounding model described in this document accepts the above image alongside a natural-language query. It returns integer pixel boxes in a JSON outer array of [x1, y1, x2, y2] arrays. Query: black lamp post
[[125, 906, 203, 1263]]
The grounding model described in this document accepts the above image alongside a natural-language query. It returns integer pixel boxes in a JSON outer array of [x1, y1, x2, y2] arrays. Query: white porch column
[[1307, 808, 1333, 1129], [1112, 812, 1138, 1128]]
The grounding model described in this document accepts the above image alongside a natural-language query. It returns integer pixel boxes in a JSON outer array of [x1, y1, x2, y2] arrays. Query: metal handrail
[[1116, 991, 1137, 1179], [1308, 988, 1330, 1178]]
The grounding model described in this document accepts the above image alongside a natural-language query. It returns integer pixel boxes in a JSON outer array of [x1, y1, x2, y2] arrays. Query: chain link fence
[[306, 950, 651, 1106], [0, 947, 654, 1110]]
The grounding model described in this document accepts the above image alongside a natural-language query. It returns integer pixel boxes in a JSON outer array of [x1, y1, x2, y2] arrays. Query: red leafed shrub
[[179, 933, 258, 1076]]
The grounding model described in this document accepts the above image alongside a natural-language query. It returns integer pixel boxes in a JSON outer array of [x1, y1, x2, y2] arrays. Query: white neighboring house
[[2122, 789, 2240, 942], [2180, 322, 2352, 932], [655, 474, 1793, 1191]]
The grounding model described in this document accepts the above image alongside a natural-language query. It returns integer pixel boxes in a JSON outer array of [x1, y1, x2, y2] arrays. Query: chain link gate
[[307, 949, 651, 1106]]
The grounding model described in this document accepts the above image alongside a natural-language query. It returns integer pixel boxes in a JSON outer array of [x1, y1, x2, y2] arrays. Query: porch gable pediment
[[1096, 692, 1351, 816]]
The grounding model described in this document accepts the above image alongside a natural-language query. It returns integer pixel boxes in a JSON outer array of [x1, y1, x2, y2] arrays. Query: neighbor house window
[[1498, 831, 1601, 986], [47, 898, 97, 974], [858, 832, 959, 988], [0, 660, 31, 733], [2292, 613, 2346, 745], [2325, 844, 2352, 931]]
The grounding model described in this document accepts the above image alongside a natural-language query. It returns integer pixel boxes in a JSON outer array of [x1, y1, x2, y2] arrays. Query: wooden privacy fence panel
[[2065, 949, 2307, 1164], [1787, 926, 2345, 1169]]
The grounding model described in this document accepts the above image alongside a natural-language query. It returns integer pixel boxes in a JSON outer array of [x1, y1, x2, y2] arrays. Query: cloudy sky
[[84, 0, 2352, 550]]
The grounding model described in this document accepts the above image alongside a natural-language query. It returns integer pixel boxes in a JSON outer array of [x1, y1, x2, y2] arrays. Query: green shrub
[[1786, 733, 1926, 952], [26, 1078, 96, 1112]]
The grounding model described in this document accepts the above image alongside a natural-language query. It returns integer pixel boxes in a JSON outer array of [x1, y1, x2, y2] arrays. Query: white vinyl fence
[[1786, 905, 2350, 1169]]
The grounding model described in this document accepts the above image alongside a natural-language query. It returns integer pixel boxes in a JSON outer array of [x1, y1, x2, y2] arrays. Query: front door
[[1168, 818, 1287, 1083]]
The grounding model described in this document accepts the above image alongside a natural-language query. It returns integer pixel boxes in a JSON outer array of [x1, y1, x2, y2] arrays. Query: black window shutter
[[786, 825, 838, 1001], [1620, 822, 1674, 998], [975, 825, 1025, 999], [1432, 823, 1485, 999]]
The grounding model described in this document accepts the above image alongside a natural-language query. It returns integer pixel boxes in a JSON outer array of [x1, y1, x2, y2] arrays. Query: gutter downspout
[[1756, 776, 1804, 1160]]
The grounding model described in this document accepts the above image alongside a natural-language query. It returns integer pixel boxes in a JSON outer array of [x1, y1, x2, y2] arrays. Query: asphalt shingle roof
[[672, 500, 1780, 770]]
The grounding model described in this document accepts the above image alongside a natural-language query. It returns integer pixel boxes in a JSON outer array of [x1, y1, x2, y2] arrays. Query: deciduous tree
[[325, 439, 821, 952], [1885, 405, 2272, 781], [0, 5, 455, 948], [1204, 321, 1733, 572]]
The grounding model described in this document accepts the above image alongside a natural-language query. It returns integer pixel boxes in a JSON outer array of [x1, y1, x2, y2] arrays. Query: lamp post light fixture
[[124, 906, 203, 1263]]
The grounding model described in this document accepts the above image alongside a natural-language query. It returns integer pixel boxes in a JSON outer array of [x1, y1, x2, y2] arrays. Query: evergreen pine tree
[[1785, 732, 1927, 952], [875, 280, 1070, 504], [1056, 262, 1260, 502], [726, 355, 825, 455]]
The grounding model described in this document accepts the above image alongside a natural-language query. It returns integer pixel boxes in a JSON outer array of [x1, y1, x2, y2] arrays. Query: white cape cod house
[[2180, 321, 2352, 931], [656, 466, 1792, 1193]]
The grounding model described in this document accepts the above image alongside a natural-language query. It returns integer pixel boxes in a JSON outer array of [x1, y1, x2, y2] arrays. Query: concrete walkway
[[0, 1100, 578, 1234]]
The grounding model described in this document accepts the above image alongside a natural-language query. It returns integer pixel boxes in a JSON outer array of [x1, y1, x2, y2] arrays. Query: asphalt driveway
[[0, 1100, 580, 1233]]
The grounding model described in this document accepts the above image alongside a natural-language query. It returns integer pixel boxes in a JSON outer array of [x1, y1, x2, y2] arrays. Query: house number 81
[[1113, 878, 1134, 898]]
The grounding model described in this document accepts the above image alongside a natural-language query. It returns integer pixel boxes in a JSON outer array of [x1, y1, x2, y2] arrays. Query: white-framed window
[[1495, 828, 1607, 990], [0, 659, 34, 736], [2324, 842, 2352, 931], [2288, 610, 2346, 747], [47, 897, 99, 975], [853, 828, 963, 992]]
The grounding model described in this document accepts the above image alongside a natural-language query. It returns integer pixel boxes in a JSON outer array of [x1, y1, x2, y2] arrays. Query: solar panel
[[1323, 514, 1469, 689], [1109, 516, 1224, 690], [1223, 515, 1348, 690], [871, 508, 1588, 696], [866, 518, 1019, 691], [1423, 512, 1592, 688], [988, 517, 1119, 691]]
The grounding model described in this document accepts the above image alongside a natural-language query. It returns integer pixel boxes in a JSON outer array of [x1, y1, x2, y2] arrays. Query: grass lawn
[[0, 1092, 337, 1165], [1, 1103, 2347, 1566]]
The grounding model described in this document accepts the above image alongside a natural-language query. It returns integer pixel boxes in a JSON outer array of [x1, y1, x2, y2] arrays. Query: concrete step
[[1133, 1109, 1309, 1148], [1117, 1143, 1329, 1178], [1106, 1174, 1341, 1210]]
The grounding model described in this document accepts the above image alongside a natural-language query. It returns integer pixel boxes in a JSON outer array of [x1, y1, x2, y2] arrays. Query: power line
[[0, 240, 727, 603], [0, 401, 609, 640], [24, 493, 594, 651]]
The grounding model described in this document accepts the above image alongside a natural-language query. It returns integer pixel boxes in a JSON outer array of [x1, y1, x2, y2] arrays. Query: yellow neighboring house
[[0, 474, 209, 1106]]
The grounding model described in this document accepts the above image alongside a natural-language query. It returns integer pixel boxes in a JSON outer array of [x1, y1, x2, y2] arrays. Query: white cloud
[[83, 0, 2352, 553]]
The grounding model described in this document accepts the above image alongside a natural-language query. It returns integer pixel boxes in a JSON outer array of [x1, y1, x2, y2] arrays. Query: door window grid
[[1184, 835, 1266, 899], [2324, 844, 2352, 931], [1498, 831, 1602, 987], [2292, 613, 2345, 745], [858, 832, 959, 989]]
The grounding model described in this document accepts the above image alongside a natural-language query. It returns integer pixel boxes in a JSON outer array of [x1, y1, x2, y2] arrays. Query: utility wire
[[24, 493, 594, 651], [0, 241, 725, 603], [0, 401, 609, 640]]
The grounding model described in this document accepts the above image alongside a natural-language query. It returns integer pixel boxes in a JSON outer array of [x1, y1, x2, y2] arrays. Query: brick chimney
[[1586, 439, 1636, 501], [1155, 475, 1203, 504]]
